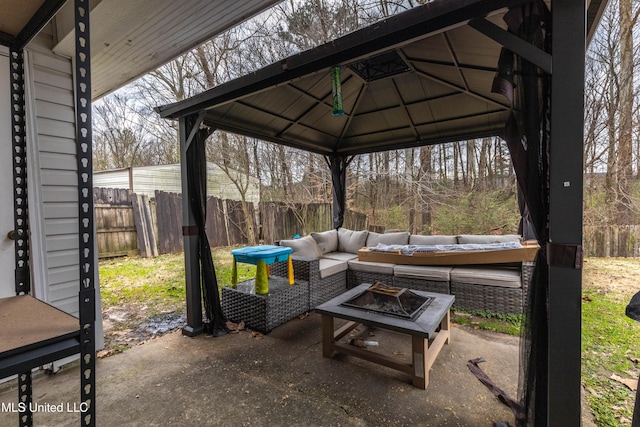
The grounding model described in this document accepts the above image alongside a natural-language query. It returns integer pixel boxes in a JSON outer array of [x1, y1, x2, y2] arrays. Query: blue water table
[[231, 245, 294, 294]]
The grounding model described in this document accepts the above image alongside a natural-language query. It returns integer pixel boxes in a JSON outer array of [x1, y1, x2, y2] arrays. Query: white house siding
[[26, 42, 81, 316], [20, 32, 104, 354]]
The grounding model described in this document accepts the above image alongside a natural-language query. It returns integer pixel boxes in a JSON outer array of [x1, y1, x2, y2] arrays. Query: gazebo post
[[180, 114, 204, 337], [547, 1, 585, 425]]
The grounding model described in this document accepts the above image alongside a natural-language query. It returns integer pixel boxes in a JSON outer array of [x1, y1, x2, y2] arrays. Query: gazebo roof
[[157, 0, 607, 156]]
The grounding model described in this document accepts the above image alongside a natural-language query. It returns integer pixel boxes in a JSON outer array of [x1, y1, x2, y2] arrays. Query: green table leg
[[255, 260, 269, 295]]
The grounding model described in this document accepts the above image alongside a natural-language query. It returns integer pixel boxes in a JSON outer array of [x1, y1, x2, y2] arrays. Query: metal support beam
[[17, 372, 32, 426], [469, 18, 552, 74], [74, 0, 96, 425], [547, 2, 585, 426], [185, 111, 206, 151], [180, 115, 204, 337], [10, 48, 30, 296]]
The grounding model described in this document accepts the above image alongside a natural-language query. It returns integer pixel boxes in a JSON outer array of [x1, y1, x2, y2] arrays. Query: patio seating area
[[0, 314, 524, 426], [0, 312, 599, 426]]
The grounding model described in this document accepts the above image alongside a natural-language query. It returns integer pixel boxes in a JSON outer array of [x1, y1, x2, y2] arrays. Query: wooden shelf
[[0, 295, 80, 378]]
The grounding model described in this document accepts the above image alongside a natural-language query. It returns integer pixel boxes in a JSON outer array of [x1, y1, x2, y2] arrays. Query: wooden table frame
[[320, 301, 451, 390]]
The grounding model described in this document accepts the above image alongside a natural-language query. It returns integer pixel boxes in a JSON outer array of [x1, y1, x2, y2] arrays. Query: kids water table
[[231, 245, 294, 294]]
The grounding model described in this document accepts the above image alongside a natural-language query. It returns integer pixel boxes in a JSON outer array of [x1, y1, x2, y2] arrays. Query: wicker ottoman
[[309, 270, 347, 308], [392, 265, 452, 295], [449, 266, 524, 314], [393, 276, 450, 294], [222, 277, 309, 333]]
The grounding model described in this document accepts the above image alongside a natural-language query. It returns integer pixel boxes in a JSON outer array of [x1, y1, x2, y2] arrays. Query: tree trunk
[[617, 0, 634, 225], [466, 140, 476, 188], [419, 145, 432, 234]]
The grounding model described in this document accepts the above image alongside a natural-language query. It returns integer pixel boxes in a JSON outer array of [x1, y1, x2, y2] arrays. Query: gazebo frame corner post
[[547, 2, 586, 426], [179, 115, 204, 337]]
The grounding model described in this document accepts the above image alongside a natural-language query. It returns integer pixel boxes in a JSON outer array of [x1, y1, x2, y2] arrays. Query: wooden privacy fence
[[259, 202, 367, 242], [94, 188, 140, 258], [95, 188, 369, 258], [96, 189, 640, 259], [584, 225, 640, 257], [95, 188, 158, 258], [154, 190, 257, 253]]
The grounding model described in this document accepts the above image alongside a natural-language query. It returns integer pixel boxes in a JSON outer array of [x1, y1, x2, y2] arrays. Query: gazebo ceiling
[[158, 0, 608, 157]]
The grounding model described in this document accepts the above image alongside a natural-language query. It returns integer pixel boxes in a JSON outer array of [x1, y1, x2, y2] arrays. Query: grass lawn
[[582, 258, 640, 426], [98, 250, 640, 424]]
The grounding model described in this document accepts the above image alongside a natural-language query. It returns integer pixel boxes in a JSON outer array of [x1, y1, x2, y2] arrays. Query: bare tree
[[616, 0, 639, 224], [93, 93, 170, 170]]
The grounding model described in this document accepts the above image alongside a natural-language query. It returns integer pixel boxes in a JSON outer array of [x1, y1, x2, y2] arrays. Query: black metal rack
[[0, 1, 96, 426]]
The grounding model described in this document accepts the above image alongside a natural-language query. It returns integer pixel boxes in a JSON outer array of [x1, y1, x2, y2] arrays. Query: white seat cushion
[[322, 252, 358, 262], [393, 265, 452, 282], [318, 258, 348, 279], [450, 267, 521, 288], [347, 259, 395, 275]]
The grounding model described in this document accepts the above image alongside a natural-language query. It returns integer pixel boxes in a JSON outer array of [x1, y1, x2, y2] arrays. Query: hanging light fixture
[[331, 65, 344, 117]]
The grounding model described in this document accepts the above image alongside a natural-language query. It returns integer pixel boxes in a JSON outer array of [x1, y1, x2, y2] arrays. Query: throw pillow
[[337, 228, 368, 254], [366, 231, 410, 247], [311, 229, 339, 254], [279, 235, 322, 258]]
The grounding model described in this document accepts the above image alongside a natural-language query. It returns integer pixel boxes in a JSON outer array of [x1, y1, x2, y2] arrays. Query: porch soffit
[[51, 0, 281, 99]]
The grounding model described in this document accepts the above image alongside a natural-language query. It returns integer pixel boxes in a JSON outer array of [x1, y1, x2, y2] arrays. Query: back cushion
[[366, 231, 410, 247], [311, 229, 339, 254], [337, 228, 369, 254], [279, 235, 322, 258], [457, 234, 522, 244], [409, 235, 458, 245]]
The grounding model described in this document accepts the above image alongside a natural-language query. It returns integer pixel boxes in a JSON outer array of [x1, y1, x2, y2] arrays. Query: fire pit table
[[315, 282, 454, 389]]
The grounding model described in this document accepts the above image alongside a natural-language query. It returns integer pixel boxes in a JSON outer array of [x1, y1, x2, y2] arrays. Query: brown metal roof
[[157, 0, 610, 156]]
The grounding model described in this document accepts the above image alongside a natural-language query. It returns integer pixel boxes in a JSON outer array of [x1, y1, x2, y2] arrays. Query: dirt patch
[[99, 304, 186, 358], [583, 258, 640, 302]]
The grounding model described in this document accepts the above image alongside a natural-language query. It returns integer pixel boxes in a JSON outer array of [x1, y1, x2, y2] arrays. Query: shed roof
[[157, 0, 608, 156]]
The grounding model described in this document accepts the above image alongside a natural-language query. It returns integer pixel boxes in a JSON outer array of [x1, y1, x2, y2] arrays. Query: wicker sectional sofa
[[272, 228, 535, 314]]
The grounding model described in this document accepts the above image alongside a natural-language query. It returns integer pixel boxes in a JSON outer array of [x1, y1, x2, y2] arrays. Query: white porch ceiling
[[51, 0, 281, 99]]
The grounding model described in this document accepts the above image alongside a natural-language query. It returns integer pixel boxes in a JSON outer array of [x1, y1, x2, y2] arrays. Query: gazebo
[[157, 1, 608, 426]]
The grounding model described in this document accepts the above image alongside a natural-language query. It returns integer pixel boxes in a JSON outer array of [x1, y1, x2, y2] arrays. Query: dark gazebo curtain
[[186, 122, 228, 336], [493, 2, 551, 426], [327, 155, 354, 229]]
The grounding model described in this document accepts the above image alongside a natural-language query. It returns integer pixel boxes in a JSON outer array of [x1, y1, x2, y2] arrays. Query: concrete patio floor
[[0, 313, 591, 426]]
